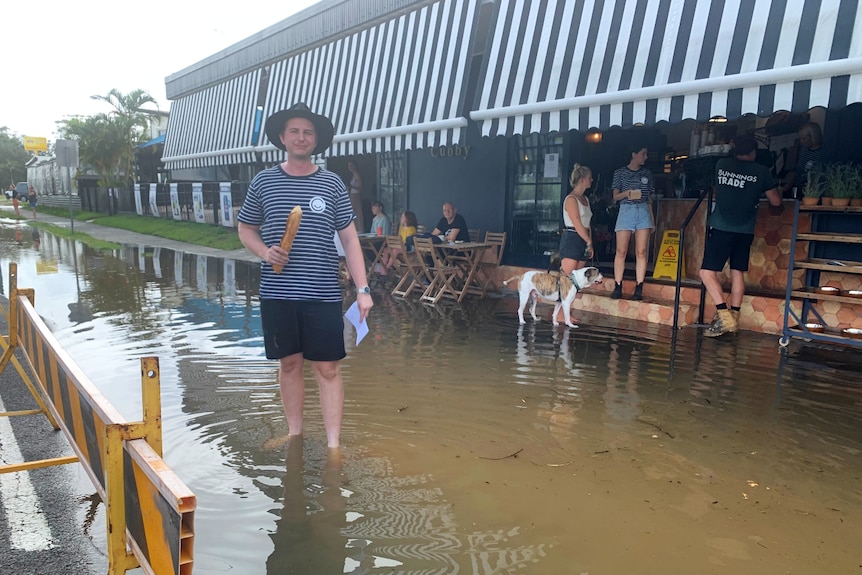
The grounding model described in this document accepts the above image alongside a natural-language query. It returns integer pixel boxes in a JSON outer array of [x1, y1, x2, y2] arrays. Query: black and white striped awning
[[471, 0, 862, 137], [162, 70, 261, 169], [257, 0, 476, 162]]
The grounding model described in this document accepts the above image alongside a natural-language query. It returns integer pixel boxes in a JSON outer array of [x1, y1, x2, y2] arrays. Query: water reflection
[[0, 222, 860, 574], [268, 438, 352, 573]]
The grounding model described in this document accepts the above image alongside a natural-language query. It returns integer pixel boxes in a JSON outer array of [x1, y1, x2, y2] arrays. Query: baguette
[[272, 205, 302, 274]]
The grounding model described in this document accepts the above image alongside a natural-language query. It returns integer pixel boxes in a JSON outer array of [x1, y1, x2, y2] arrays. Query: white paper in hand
[[344, 301, 368, 346]]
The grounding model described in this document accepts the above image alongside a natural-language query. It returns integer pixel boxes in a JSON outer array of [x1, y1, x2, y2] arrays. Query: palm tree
[[91, 88, 159, 139], [58, 88, 159, 188]]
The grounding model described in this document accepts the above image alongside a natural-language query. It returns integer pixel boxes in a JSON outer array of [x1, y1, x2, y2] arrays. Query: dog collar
[[570, 274, 582, 291]]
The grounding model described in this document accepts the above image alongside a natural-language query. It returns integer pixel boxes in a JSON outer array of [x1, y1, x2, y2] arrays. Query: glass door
[[508, 133, 565, 267], [377, 151, 407, 224]]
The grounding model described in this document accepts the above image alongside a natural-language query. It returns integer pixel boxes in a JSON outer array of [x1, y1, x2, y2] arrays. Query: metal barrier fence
[[0, 263, 196, 575]]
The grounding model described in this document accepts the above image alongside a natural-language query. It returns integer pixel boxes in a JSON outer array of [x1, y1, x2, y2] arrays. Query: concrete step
[[571, 280, 703, 327]]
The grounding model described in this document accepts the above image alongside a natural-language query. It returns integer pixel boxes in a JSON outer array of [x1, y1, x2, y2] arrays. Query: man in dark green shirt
[[700, 134, 783, 337]]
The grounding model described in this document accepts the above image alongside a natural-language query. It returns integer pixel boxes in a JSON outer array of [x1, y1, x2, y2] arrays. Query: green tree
[[57, 89, 158, 188], [0, 127, 31, 187]]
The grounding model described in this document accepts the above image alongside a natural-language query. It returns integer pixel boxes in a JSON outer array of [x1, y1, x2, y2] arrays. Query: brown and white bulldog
[[504, 267, 603, 327]]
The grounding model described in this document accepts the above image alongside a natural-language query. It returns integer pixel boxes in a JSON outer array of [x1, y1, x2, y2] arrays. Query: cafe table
[[356, 233, 387, 274], [434, 240, 493, 302]]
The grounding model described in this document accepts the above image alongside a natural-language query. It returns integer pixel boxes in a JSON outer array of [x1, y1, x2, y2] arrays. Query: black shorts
[[260, 300, 346, 361], [559, 229, 588, 260], [701, 228, 754, 272]]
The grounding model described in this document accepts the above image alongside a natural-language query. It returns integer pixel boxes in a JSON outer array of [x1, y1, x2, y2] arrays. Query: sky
[[1, 0, 319, 141]]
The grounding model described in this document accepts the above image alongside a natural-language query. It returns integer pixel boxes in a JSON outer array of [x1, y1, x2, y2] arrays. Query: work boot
[[632, 282, 644, 301], [611, 282, 623, 299], [704, 308, 738, 337], [731, 309, 740, 325]]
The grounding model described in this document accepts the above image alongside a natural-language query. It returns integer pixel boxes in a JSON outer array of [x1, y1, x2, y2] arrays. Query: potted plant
[[849, 166, 862, 207], [825, 163, 854, 207], [800, 165, 823, 206]]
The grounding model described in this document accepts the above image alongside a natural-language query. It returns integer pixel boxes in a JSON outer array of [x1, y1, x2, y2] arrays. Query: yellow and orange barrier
[[0, 263, 196, 575]]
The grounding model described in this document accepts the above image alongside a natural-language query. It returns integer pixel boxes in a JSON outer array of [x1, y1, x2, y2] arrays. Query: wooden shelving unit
[[780, 203, 862, 348]]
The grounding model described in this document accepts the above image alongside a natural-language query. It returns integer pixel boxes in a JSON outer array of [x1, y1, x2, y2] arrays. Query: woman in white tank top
[[347, 160, 364, 231], [558, 164, 594, 275]]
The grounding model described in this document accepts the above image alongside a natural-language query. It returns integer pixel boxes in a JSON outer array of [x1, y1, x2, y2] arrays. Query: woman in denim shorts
[[610, 144, 655, 300]]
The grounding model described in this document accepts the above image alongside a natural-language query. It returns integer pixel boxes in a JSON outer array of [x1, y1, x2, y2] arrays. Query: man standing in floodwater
[[699, 134, 783, 337], [237, 102, 372, 448]]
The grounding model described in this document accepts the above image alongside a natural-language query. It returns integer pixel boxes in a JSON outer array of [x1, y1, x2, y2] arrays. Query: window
[[378, 152, 407, 222], [508, 133, 564, 267]]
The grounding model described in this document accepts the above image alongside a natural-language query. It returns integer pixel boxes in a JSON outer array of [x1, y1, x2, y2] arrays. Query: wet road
[[0, 217, 860, 574]]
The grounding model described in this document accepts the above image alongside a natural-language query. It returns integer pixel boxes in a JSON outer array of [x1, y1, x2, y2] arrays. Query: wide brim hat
[[265, 102, 334, 156]]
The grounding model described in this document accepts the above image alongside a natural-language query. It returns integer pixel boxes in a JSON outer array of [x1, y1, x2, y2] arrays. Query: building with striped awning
[[161, 0, 862, 268], [162, 0, 477, 170], [471, 0, 862, 136], [162, 70, 261, 169]]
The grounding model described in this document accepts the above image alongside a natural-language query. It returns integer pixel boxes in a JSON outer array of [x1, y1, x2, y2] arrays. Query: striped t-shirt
[[612, 166, 654, 204], [237, 165, 354, 302]]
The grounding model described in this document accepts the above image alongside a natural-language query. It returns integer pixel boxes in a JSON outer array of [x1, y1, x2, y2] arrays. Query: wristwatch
[[357, 286, 371, 295]]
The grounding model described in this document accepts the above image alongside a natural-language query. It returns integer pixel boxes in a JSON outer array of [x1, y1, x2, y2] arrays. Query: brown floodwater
[[1, 223, 861, 574]]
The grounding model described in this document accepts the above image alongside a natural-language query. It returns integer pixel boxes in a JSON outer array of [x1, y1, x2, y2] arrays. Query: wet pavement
[[0, 214, 860, 574]]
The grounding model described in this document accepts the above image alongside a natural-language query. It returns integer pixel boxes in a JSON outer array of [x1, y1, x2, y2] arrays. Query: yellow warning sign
[[653, 230, 685, 280]]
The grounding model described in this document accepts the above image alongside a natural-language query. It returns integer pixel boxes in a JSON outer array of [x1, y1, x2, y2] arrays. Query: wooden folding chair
[[477, 231, 507, 295], [386, 235, 419, 298], [468, 228, 482, 243], [413, 237, 460, 304]]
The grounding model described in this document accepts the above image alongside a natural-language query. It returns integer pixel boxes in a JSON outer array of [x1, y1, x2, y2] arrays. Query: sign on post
[[55, 139, 79, 167], [23, 136, 48, 153]]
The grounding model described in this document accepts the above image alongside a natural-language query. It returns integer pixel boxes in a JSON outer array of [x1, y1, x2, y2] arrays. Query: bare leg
[[278, 353, 305, 436], [729, 269, 745, 308], [634, 228, 651, 283], [386, 247, 402, 270], [557, 259, 586, 323], [310, 360, 344, 448], [349, 194, 364, 232], [614, 230, 632, 283], [699, 269, 726, 309]]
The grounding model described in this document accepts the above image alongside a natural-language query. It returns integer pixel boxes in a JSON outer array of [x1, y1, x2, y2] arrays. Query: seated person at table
[[370, 201, 393, 236], [430, 201, 470, 243], [381, 211, 418, 273]]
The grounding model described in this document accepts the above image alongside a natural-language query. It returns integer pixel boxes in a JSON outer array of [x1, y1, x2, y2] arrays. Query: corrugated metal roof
[[165, 0, 433, 100]]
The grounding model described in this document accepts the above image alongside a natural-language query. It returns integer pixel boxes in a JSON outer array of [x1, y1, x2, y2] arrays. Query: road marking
[[0, 394, 56, 551]]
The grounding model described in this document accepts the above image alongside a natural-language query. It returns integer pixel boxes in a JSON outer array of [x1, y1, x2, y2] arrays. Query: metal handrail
[[672, 187, 712, 330]]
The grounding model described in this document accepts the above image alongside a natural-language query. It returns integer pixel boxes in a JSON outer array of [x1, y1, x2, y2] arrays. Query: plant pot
[[851, 199, 862, 207], [821, 196, 833, 205], [801, 196, 820, 206], [831, 198, 851, 206]]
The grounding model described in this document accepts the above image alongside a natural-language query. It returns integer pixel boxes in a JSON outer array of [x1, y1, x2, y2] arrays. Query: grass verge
[[35, 207, 244, 251]]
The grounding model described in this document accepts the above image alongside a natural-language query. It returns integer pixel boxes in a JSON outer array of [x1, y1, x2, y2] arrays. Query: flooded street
[[1, 220, 861, 575]]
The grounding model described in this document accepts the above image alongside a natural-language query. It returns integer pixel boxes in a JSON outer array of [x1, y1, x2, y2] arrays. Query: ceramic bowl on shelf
[[842, 289, 862, 298], [842, 328, 862, 339], [804, 323, 825, 333], [813, 286, 840, 295]]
